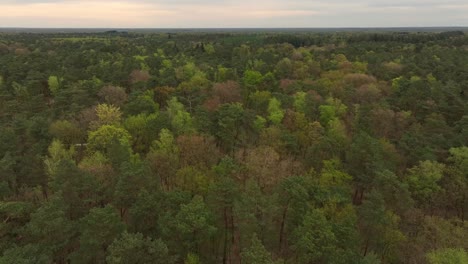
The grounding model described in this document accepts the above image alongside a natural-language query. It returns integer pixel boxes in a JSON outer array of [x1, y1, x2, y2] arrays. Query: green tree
[[124, 113, 159, 154], [128, 191, 161, 235], [114, 155, 151, 219], [49, 120, 84, 145], [90, 103, 123, 130], [51, 160, 99, 219], [48, 76, 60, 96], [0, 244, 51, 264], [267, 98, 285, 125], [241, 234, 280, 264], [442, 147, 468, 221], [427, 248, 468, 264], [87, 125, 131, 153], [71, 205, 125, 264], [406, 160, 445, 209], [210, 158, 242, 264], [174, 195, 217, 254], [215, 103, 245, 151], [293, 91, 307, 113], [44, 139, 75, 181], [243, 70, 263, 90], [359, 191, 406, 262], [22, 194, 75, 262], [167, 97, 195, 135], [146, 129, 179, 190], [106, 232, 175, 264], [275, 58, 293, 79], [292, 208, 337, 263], [319, 97, 347, 127], [124, 92, 159, 116]]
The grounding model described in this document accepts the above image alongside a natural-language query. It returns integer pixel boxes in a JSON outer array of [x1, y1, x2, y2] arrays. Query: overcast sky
[[1, 0, 467, 28]]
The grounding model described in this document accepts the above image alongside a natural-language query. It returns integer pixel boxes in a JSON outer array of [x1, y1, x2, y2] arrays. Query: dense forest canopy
[[0, 31, 467, 263]]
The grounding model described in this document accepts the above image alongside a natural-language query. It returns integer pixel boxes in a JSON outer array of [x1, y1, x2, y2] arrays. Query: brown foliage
[[344, 73, 377, 88], [176, 134, 220, 168], [282, 110, 297, 131], [154, 86, 176, 107], [203, 96, 222, 112], [49, 120, 84, 145], [370, 108, 413, 140], [241, 146, 303, 190], [203, 81, 242, 111], [98, 85, 128, 106], [14, 48, 30, 55], [353, 84, 382, 104], [400, 213, 468, 264], [212, 81, 242, 103], [338, 61, 354, 73], [130, 69, 151, 84], [307, 90, 323, 103], [76, 106, 98, 130], [383, 62, 404, 73], [279, 79, 297, 93], [147, 151, 179, 191]]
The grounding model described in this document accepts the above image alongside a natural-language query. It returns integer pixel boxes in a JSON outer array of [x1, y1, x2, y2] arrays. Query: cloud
[[366, 0, 466, 8], [0, 0, 467, 27]]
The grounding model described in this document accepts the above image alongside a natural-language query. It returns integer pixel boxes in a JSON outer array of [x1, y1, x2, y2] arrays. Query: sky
[[0, 0, 467, 28]]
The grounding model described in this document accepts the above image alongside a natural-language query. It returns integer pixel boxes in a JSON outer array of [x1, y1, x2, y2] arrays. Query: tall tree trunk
[[223, 207, 229, 264], [231, 213, 241, 264], [363, 238, 369, 256], [359, 188, 365, 204], [278, 202, 289, 255], [353, 188, 359, 204]]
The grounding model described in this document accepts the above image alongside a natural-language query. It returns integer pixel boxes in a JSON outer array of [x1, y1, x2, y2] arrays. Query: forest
[[0, 30, 467, 264]]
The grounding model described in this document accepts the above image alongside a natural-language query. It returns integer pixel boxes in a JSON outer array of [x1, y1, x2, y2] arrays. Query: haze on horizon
[[0, 0, 467, 28]]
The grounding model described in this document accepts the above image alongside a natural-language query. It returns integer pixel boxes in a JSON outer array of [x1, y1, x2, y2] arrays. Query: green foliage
[[292, 208, 337, 263], [275, 58, 293, 79], [0, 244, 51, 264], [51, 160, 99, 219], [87, 125, 131, 153], [241, 234, 280, 264], [107, 232, 175, 264], [90, 103, 123, 129], [319, 97, 347, 127], [175, 195, 217, 241], [267, 98, 285, 125], [114, 155, 152, 215], [359, 191, 406, 261], [49, 120, 83, 144], [22, 194, 74, 259], [427, 248, 468, 264], [249, 90, 272, 112], [44, 139, 75, 179], [124, 93, 159, 116], [124, 113, 159, 153], [48, 76, 60, 96], [152, 128, 178, 154], [293, 91, 307, 113], [72, 205, 125, 263], [215, 103, 245, 150], [243, 70, 263, 89], [406, 160, 445, 205], [448, 147, 468, 172], [184, 253, 200, 264], [167, 97, 195, 134], [253, 115, 267, 131]]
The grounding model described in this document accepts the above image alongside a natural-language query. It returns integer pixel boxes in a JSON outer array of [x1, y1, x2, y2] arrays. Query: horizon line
[[2, 26, 468, 29]]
